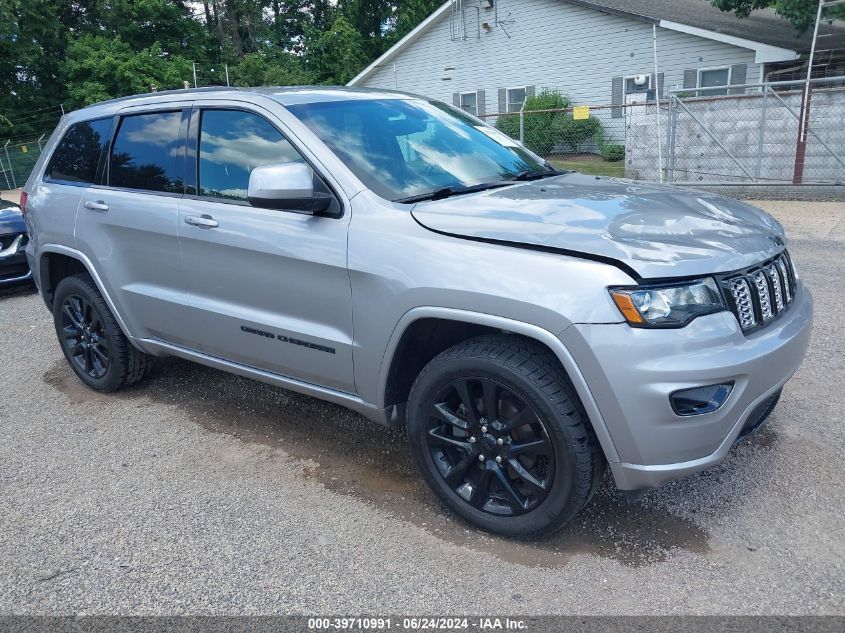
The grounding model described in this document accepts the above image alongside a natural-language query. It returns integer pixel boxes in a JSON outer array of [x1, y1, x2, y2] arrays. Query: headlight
[[609, 277, 725, 328]]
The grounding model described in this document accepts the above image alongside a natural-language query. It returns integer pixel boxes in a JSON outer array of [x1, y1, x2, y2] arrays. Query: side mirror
[[247, 162, 332, 213]]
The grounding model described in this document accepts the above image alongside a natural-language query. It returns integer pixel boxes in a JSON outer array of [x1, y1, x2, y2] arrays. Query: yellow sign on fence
[[20, 145, 27, 153], [573, 105, 590, 120]]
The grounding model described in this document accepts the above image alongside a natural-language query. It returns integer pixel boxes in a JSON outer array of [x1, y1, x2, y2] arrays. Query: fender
[[376, 306, 621, 463], [38, 244, 135, 340]]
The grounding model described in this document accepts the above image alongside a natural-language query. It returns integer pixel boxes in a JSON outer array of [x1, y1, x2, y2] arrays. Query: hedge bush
[[600, 143, 625, 162], [560, 116, 603, 153], [495, 89, 571, 156]]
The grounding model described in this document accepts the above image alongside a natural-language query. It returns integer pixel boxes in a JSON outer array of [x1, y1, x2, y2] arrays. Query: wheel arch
[[38, 245, 134, 340], [377, 307, 620, 463]]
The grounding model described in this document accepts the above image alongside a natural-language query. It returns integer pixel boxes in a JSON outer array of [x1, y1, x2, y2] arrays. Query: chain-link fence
[[663, 77, 844, 184], [477, 77, 845, 186], [0, 136, 47, 191], [478, 100, 655, 179]]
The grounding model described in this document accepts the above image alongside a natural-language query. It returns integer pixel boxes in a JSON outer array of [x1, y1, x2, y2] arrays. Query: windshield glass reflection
[[287, 98, 549, 201]]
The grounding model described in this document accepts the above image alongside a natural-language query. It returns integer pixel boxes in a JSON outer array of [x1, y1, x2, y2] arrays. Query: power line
[[2, 109, 63, 127], [0, 103, 65, 123]]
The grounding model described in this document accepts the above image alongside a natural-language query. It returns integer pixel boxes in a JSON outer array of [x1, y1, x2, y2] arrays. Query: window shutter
[[498, 88, 507, 114], [526, 85, 536, 99], [611, 76, 623, 118], [729, 63, 747, 95], [476, 90, 486, 116], [683, 69, 697, 89], [453, 93, 460, 107]]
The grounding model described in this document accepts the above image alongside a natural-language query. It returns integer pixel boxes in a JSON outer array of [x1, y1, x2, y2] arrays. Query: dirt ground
[[1, 194, 843, 614]]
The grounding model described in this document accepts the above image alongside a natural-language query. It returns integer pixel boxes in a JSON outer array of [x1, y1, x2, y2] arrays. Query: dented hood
[[410, 172, 787, 279]]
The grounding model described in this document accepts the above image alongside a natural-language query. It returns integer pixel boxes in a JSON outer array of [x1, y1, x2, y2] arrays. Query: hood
[[410, 173, 786, 280], [0, 203, 25, 236]]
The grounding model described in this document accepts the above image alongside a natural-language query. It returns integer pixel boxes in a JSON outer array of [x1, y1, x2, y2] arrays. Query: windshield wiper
[[395, 182, 512, 204], [510, 168, 563, 182]]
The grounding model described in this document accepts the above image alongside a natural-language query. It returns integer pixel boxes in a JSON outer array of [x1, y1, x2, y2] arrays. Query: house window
[[624, 74, 651, 96], [506, 87, 527, 113], [459, 92, 478, 116], [698, 67, 731, 96]]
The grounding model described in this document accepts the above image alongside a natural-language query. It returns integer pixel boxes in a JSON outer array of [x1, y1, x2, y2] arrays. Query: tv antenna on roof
[[450, 1, 515, 41]]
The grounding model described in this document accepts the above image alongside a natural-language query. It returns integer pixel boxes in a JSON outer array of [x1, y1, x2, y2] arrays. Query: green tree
[[65, 35, 193, 107], [0, 0, 75, 133], [0, 0, 454, 143], [393, 0, 443, 42], [87, 0, 207, 58], [232, 51, 313, 86], [711, 0, 845, 32], [338, 0, 394, 59], [307, 15, 367, 85]]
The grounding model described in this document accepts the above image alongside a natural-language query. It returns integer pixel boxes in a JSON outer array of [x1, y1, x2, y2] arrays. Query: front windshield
[[286, 98, 550, 201]]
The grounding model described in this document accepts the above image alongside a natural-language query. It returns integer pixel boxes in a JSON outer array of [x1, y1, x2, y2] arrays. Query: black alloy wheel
[[60, 294, 110, 379], [426, 376, 555, 516], [407, 335, 605, 538], [52, 273, 155, 392]]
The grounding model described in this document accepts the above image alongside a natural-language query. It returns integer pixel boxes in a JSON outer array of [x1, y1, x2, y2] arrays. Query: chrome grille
[[721, 251, 796, 334], [729, 277, 756, 330], [777, 258, 792, 303], [767, 264, 784, 312], [751, 270, 773, 321]]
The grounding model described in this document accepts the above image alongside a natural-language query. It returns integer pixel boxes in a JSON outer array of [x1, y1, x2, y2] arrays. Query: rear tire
[[407, 335, 605, 538], [52, 273, 154, 392]]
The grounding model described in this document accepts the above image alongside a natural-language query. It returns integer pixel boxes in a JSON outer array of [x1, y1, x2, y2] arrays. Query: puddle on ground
[[44, 357, 710, 568]]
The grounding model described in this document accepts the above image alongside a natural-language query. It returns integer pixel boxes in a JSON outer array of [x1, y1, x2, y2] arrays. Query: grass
[[550, 155, 625, 178]]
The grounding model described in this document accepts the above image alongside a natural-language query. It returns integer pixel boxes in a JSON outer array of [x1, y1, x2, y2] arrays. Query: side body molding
[[375, 307, 621, 463]]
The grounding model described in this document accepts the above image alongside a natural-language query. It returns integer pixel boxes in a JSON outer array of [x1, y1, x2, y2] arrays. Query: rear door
[[37, 118, 114, 252], [75, 105, 196, 346], [177, 103, 355, 393]]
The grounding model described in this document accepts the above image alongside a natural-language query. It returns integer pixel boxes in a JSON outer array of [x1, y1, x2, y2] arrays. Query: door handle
[[83, 200, 109, 212], [184, 215, 219, 229]]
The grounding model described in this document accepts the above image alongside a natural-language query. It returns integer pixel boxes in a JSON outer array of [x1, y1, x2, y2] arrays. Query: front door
[[177, 106, 355, 393]]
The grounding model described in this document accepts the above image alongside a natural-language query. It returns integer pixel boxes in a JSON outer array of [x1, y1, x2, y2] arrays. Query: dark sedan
[[0, 198, 32, 288]]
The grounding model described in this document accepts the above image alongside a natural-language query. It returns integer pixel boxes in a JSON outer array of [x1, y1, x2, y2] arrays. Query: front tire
[[407, 335, 605, 538], [52, 273, 154, 392]]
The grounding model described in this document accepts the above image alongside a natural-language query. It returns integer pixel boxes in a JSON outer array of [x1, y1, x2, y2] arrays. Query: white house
[[349, 0, 844, 116]]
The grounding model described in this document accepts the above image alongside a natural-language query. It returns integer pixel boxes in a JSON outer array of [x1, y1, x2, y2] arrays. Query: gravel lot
[[1, 200, 843, 615]]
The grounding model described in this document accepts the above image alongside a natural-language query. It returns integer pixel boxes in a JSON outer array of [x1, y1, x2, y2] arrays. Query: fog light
[[670, 383, 734, 416]]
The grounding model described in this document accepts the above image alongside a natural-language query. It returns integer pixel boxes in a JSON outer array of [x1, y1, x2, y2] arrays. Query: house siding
[[360, 0, 761, 113]]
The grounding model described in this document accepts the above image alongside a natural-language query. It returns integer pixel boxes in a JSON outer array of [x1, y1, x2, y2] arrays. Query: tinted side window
[[47, 118, 112, 184], [109, 111, 183, 193], [198, 109, 305, 202]]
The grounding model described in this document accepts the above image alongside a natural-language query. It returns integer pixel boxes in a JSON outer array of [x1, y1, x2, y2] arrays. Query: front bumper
[[562, 282, 813, 490]]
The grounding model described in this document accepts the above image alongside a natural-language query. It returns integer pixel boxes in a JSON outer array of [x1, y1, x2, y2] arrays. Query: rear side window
[[109, 111, 183, 193], [46, 118, 112, 184], [198, 109, 306, 202]]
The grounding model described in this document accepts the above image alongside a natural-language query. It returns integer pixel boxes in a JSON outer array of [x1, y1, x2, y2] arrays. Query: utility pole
[[792, 0, 843, 183], [225, 64, 230, 87], [193, 62, 198, 88], [653, 24, 664, 183]]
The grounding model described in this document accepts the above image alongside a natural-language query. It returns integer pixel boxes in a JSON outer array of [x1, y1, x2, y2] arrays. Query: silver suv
[[23, 87, 812, 537]]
